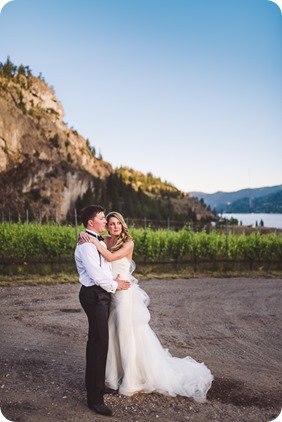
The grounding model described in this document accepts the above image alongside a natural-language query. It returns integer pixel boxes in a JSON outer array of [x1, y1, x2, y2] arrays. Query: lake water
[[222, 213, 282, 229]]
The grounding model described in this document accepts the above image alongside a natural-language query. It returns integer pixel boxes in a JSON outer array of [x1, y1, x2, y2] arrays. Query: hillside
[[115, 167, 215, 222], [0, 61, 112, 221], [190, 185, 282, 214], [0, 58, 216, 224]]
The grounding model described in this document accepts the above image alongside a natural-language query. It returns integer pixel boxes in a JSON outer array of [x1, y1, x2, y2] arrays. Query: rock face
[[0, 74, 112, 221], [0, 71, 216, 224]]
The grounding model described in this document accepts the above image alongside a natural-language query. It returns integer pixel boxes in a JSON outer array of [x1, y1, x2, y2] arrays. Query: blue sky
[[0, 0, 281, 193]]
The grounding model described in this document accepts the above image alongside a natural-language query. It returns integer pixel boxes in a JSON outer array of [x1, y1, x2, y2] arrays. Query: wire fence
[[0, 209, 211, 232], [2, 208, 281, 239]]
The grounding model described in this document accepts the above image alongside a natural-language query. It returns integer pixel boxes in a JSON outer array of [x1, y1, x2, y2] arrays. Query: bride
[[80, 211, 213, 402]]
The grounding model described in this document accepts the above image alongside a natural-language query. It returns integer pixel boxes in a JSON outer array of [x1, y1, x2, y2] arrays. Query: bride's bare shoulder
[[103, 235, 111, 245]]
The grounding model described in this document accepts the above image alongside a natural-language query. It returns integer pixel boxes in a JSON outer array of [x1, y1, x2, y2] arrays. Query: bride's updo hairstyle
[[106, 211, 133, 252]]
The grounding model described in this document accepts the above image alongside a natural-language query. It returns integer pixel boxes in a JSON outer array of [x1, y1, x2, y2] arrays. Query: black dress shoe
[[88, 402, 113, 416], [104, 387, 118, 395]]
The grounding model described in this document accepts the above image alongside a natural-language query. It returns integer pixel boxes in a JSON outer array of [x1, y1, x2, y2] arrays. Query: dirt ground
[[0, 277, 281, 422]]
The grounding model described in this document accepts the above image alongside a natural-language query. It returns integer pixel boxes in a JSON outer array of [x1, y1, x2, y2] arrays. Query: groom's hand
[[115, 274, 131, 290]]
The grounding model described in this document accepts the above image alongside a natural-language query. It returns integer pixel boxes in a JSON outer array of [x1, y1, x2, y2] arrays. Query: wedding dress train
[[105, 258, 213, 402]]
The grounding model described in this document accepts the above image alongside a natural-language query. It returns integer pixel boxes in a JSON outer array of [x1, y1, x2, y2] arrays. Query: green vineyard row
[[1, 223, 282, 264]]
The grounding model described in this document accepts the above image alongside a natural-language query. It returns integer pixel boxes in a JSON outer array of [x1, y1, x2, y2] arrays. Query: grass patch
[[0, 263, 281, 287], [135, 263, 282, 280], [0, 272, 78, 287]]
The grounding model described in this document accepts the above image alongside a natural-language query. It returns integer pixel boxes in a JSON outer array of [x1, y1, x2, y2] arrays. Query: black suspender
[[85, 231, 102, 267]]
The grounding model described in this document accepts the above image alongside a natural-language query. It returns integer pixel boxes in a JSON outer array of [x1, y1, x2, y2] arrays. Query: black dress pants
[[79, 284, 111, 404]]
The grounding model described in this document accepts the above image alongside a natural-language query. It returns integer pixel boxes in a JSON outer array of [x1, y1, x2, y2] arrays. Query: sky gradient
[[0, 0, 281, 193]]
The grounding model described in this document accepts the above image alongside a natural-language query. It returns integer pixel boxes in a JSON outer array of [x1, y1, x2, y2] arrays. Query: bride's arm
[[79, 232, 133, 262], [101, 239, 134, 262]]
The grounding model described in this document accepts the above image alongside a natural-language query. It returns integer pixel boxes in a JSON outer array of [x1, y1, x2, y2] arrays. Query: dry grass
[[0, 265, 282, 287], [0, 272, 78, 287]]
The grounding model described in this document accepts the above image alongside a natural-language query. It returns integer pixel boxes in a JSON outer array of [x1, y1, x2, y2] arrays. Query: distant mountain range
[[189, 185, 282, 214]]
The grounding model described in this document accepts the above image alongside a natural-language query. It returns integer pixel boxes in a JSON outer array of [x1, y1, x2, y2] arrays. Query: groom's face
[[89, 211, 107, 233]]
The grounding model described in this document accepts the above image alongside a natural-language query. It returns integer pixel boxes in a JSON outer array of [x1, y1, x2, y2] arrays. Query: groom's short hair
[[81, 205, 105, 227]]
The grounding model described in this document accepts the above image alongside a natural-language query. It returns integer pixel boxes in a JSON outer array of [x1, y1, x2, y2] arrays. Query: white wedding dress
[[105, 258, 213, 402]]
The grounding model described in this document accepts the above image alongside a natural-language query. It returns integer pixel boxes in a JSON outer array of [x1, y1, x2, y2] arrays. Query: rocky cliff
[[0, 64, 216, 224], [0, 71, 112, 221]]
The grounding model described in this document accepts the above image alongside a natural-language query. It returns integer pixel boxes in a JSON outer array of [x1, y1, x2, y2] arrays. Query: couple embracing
[[74, 205, 213, 417]]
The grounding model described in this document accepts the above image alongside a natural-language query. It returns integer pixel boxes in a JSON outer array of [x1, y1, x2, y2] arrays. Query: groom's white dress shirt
[[74, 230, 118, 293]]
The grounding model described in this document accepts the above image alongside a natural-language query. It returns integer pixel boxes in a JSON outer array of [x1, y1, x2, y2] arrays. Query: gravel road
[[0, 277, 281, 422]]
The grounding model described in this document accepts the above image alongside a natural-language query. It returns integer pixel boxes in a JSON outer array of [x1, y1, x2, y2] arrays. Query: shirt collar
[[86, 229, 99, 236]]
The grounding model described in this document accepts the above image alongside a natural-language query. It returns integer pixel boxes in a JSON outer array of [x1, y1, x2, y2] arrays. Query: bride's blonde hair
[[106, 211, 133, 252]]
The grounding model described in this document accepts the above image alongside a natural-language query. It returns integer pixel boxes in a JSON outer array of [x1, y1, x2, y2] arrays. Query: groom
[[74, 205, 130, 417]]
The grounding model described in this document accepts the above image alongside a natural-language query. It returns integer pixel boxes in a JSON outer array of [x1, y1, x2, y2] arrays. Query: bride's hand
[[78, 232, 91, 245]]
